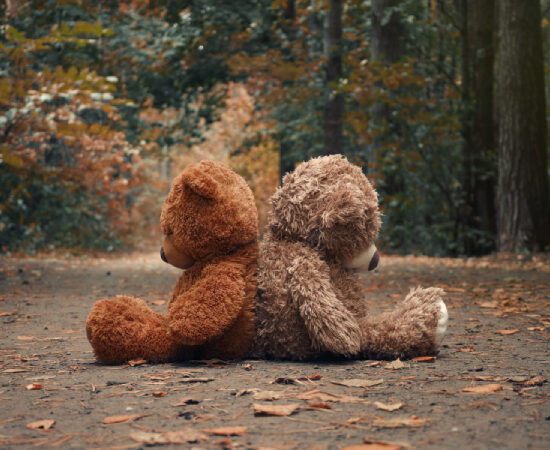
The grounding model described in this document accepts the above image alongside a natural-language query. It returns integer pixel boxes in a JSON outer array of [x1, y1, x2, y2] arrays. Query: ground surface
[[0, 251, 549, 449]]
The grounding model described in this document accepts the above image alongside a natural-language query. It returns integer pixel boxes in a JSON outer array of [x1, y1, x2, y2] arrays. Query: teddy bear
[[254, 154, 448, 360], [86, 160, 259, 364]]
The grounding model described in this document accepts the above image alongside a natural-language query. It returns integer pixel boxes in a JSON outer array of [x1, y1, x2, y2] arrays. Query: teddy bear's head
[[160, 160, 258, 269], [268, 154, 381, 269]]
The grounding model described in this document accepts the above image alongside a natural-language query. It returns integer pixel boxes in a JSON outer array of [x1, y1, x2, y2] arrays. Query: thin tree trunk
[[368, 0, 403, 173], [323, 0, 343, 155], [497, 0, 550, 252], [461, 0, 496, 255], [279, 0, 296, 181]]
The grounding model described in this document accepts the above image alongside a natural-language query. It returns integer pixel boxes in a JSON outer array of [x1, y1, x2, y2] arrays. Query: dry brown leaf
[[163, 429, 209, 443], [130, 428, 209, 444], [412, 356, 436, 363], [128, 359, 147, 366], [274, 374, 321, 384], [374, 401, 404, 412], [305, 401, 332, 410], [26, 419, 56, 431], [341, 444, 401, 450], [495, 329, 519, 335], [253, 403, 300, 416], [3, 368, 28, 373], [523, 376, 544, 386], [373, 416, 429, 428], [102, 414, 145, 424], [151, 300, 166, 306], [0, 311, 17, 316], [478, 301, 498, 308], [203, 426, 248, 436], [462, 384, 503, 394], [386, 359, 409, 370], [180, 377, 214, 383], [330, 378, 384, 388], [172, 397, 200, 406], [252, 390, 285, 401], [296, 390, 368, 404], [26, 383, 43, 390], [153, 391, 167, 397]]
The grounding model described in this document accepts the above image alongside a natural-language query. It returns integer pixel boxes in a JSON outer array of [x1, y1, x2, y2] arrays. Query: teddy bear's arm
[[167, 260, 246, 346], [287, 246, 361, 357]]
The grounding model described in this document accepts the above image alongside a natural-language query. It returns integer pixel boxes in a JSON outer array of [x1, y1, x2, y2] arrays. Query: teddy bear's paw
[[435, 299, 448, 345]]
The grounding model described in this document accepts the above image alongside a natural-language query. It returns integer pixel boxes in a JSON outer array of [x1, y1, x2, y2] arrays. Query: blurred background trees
[[1, 0, 549, 256]]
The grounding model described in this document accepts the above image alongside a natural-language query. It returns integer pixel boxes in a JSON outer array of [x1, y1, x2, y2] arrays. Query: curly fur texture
[[255, 155, 448, 360], [86, 161, 259, 364]]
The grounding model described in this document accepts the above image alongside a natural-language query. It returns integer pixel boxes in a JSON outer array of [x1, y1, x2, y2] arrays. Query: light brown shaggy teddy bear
[[255, 154, 448, 360], [86, 161, 259, 364]]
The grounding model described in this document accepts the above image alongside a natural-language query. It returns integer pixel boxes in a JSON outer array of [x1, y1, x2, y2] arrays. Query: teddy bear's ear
[[181, 164, 219, 199], [319, 183, 365, 229]]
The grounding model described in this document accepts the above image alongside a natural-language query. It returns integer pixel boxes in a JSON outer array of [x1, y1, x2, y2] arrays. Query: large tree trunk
[[497, 0, 550, 252], [323, 0, 343, 155], [461, 0, 496, 255], [368, 0, 403, 173]]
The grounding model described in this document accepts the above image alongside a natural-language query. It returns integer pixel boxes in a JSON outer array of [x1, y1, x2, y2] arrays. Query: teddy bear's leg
[[359, 287, 448, 359], [86, 295, 188, 364]]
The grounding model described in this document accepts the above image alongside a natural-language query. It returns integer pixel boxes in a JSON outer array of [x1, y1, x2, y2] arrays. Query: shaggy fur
[[255, 155, 448, 360], [86, 161, 259, 364]]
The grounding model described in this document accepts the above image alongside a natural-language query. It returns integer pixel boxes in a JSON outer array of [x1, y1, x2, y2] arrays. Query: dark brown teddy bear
[[255, 155, 448, 360], [86, 161, 259, 364]]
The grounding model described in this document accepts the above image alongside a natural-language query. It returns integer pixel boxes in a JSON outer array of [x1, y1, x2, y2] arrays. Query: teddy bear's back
[[255, 232, 367, 360], [255, 236, 318, 360]]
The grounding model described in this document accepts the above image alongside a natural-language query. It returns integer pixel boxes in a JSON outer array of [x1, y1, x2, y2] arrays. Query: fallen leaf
[[203, 426, 248, 436], [172, 397, 200, 406], [341, 444, 401, 450], [180, 377, 214, 383], [130, 428, 209, 444], [0, 311, 17, 316], [252, 390, 285, 401], [26, 419, 56, 431], [373, 416, 429, 428], [151, 300, 166, 306], [102, 414, 145, 424], [153, 391, 167, 397], [163, 429, 209, 443], [305, 401, 332, 410], [412, 356, 436, 363], [17, 336, 37, 341], [3, 368, 27, 373], [386, 359, 409, 370], [462, 384, 503, 394], [26, 383, 43, 390], [330, 378, 384, 388], [459, 346, 475, 352], [128, 359, 147, 366], [274, 374, 321, 384], [478, 301, 498, 308], [523, 376, 544, 386], [296, 390, 368, 404], [374, 401, 404, 412], [130, 431, 168, 445], [253, 403, 300, 416], [495, 329, 519, 335]]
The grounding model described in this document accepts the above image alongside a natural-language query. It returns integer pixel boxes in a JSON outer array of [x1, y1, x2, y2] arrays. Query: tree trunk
[[497, 0, 550, 252], [368, 0, 403, 173], [279, 0, 296, 181], [461, 0, 496, 255], [323, 0, 343, 155]]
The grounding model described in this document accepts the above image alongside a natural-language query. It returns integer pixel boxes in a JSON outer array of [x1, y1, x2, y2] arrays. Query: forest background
[[1, 0, 549, 257]]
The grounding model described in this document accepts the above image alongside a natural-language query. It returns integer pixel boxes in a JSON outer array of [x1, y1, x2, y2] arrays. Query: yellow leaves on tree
[[171, 82, 279, 231]]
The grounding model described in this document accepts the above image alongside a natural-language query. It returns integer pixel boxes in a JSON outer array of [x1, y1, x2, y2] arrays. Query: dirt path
[[0, 252, 549, 449]]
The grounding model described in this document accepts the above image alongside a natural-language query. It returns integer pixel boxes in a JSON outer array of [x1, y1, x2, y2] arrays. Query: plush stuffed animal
[[86, 161, 259, 364], [255, 155, 448, 360]]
